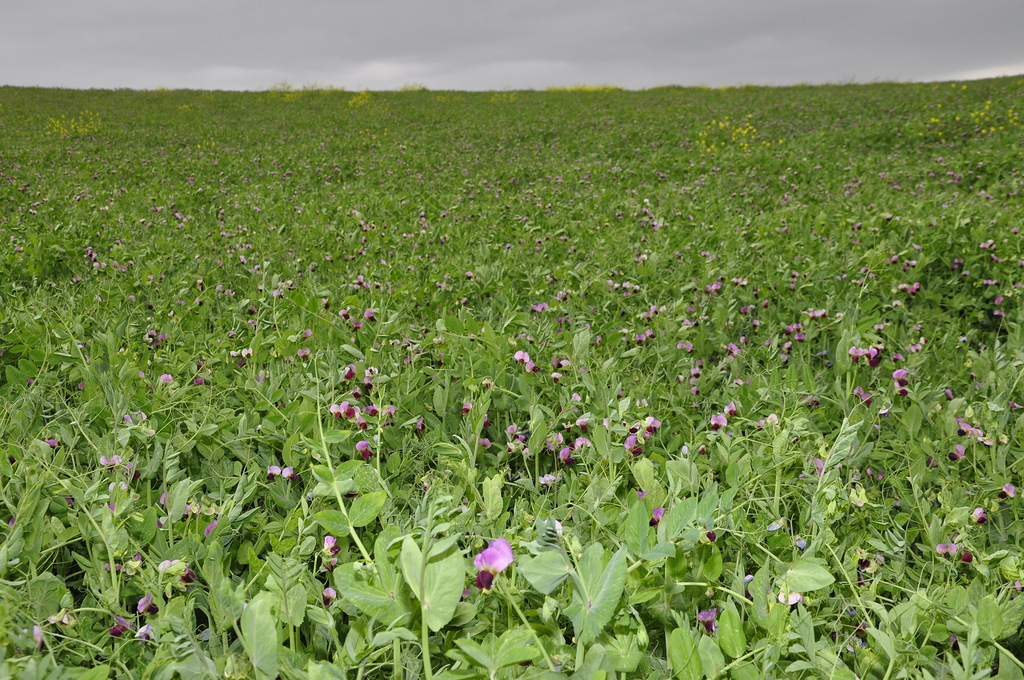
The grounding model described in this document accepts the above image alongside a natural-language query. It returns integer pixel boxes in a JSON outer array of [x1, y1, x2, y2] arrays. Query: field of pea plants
[[1, 77, 1023, 679]]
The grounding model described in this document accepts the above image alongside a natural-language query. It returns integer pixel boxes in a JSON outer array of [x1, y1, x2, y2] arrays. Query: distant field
[[1, 79, 1023, 678]]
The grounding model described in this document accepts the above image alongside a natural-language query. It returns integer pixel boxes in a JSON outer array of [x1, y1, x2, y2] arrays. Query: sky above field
[[3, 0, 1023, 91]]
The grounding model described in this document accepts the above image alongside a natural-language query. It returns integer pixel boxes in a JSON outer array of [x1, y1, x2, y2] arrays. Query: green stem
[[420, 611, 434, 680], [497, 579, 558, 672]]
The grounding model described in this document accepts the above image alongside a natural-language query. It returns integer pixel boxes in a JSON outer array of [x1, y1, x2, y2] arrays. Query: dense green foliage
[[1, 79, 1023, 678]]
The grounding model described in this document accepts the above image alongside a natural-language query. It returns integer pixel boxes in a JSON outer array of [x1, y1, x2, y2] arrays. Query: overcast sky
[[3, 0, 1023, 91]]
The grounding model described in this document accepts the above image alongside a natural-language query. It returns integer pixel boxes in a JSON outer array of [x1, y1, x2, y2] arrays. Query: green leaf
[[976, 594, 1004, 642], [450, 638, 495, 669], [518, 551, 571, 594], [565, 546, 627, 644], [657, 497, 696, 543], [334, 562, 407, 623], [400, 536, 466, 632], [241, 591, 279, 679], [349, 491, 386, 527], [312, 509, 350, 537], [718, 602, 746, 658], [697, 635, 725, 678], [667, 628, 703, 680], [622, 500, 652, 556], [495, 626, 542, 668], [605, 633, 643, 673], [482, 474, 503, 521], [784, 559, 835, 592]]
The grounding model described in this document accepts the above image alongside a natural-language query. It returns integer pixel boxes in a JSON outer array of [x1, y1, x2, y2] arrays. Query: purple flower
[[135, 624, 154, 641], [267, 465, 281, 481], [697, 608, 718, 634], [158, 373, 173, 385], [650, 507, 665, 527], [999, 484, 1016, 499], [356, 440, 373, 460], [972, 507, 988, 524], [710, 414, 727, 431], [473, 538, 514, 592], [324, 535, 340, 555], [936, 543, 959, 556], [323, 587, 337, 606], [949, 445, 965, 462], [204, 520, 219, 537], [137, 593, 159, 615], [109, 616, 133, 637]]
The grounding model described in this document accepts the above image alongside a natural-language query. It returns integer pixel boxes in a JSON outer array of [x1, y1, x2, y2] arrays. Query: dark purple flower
[[109, 616, 133, 638], [697, 608, 718, 634], [137, 593, 159, 615], [323, 587, 337, 606], [649, 507, 665, 527]]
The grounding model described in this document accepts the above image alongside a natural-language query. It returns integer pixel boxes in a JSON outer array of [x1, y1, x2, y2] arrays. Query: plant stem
[[497, 579, 558, 671]]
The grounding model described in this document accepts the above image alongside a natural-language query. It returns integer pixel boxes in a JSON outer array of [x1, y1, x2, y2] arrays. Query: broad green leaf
[[334, 563, 407, 623], [495, 626, 542, 668], [241, 591, 279, 679], [866, 627, 896, 662], [623, 500, 652, 557], [450, 638, 494, 669], [784, 559, 835, 592], [482, 474, 503, 521], [718, 602, 746, 658], [400, 536, 465, 632], [349, 491, 386, 527], [667, 628, 703, 680], [565, 546, 627, 644], [697, 635, 725, 678], [605, 633, 643, 673], [518, 551, 571, 594], [976, 594, 1004, 642], [312, 509, 350, 537], [657, 497, 696, 543]]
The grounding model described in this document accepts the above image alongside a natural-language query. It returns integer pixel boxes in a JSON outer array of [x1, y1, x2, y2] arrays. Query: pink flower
[[710, 413, 727, 431], [650, 507, 665, 527], [158, 374, 173, 384], [473, 538, 514, 592]]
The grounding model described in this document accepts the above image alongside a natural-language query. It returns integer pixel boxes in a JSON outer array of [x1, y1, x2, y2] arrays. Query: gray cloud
[[2, 0, 1022, 90]]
